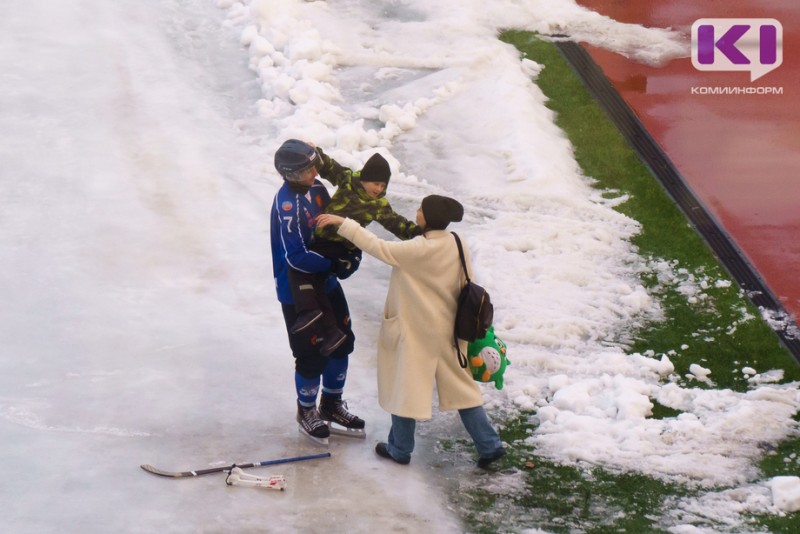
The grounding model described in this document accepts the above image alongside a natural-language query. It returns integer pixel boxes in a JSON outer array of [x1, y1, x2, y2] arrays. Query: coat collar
[[424, 229, 453, 240]]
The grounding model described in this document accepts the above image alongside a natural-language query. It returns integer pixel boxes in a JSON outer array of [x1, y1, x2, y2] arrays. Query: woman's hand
[[316, 214, 345, 227]]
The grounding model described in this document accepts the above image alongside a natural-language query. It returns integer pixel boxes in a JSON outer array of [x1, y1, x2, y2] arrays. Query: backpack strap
[[452, 232, 469, 369], [452, 232, 470, 282]]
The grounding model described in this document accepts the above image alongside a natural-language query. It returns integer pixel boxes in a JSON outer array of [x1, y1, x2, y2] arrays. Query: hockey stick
[[140, 452, 331, 478]]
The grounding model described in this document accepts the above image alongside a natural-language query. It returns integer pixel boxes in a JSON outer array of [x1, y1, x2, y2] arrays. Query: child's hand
[[316, 214, 344, 227]]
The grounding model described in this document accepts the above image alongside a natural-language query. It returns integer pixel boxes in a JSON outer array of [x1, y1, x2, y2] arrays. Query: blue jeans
[[385, 406, 503, 463]]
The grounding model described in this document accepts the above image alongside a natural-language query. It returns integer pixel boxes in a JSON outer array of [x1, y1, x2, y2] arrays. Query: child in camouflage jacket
[[288, 147, 422, 347]]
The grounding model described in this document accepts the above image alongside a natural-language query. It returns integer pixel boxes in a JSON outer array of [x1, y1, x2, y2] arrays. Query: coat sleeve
[[315, 147, 353, 188], [375, 200, 423, 240], [337, 218, 421, 267]]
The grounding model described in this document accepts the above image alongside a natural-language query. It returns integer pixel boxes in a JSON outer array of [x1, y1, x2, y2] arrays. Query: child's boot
[[319, 328, 347, 357], [291, 310, 323, 334]]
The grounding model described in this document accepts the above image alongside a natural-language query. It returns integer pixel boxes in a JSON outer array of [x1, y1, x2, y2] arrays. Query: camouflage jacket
[[313, 148, 422, 248]]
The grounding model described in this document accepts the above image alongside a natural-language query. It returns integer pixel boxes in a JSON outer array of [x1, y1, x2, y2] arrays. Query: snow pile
[[660, 476, 800, 530], [224, 0, 663, 356], [524, 365, 798, 487], [770, 475, 800, 513]]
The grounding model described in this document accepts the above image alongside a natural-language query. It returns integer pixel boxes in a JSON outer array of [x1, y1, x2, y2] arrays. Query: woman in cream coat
[[317, 194, 505, 468]]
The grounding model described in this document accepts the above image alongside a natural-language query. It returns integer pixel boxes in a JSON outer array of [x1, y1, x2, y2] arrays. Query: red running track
[[576, 1, 800, 319]]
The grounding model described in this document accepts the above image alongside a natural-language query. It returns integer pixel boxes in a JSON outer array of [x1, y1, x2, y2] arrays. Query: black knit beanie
[[360, 153, 391, 184], [421, 195, 464, 230]]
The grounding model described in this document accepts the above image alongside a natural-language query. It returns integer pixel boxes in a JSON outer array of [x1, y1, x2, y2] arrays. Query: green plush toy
[[467, 326, 509, 390]]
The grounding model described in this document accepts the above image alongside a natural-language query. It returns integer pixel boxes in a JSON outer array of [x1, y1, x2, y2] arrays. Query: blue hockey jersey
[[270, 180, 339, 304]]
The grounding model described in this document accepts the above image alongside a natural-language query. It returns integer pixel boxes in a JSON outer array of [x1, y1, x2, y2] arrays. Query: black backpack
[[452, 233, 494, 368]]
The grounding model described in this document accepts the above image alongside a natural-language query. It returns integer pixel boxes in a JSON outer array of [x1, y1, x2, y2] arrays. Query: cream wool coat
[[337, 218, 483, 420]]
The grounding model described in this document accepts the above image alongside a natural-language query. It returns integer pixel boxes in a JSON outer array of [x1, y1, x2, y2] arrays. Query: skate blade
[[327, 422, 366, 439], [298, 425, 330, 447]]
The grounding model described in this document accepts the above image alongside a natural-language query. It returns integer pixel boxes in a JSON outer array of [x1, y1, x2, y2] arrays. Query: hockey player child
[[286, 144, 422, 357], [271, 139, 367, 444]]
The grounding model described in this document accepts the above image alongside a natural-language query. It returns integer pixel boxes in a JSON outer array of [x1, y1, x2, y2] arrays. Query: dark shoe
[[375, 442, 410, 465], [477, 447, 506, 469], [319, 328, 347, 357], [319, 396, 365, 430], [291, 310, 324, 334]]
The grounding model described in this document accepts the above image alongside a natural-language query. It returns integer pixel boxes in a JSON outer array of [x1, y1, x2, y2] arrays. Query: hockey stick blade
[[140, 452, 331, 478]]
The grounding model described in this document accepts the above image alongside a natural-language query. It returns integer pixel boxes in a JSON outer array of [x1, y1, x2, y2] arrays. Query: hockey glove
[[330, 249, 362, 280]]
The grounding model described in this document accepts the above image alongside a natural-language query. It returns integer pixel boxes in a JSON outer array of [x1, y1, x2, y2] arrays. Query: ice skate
[[319, 396, 366, 439], [297, 403, 330, 446]]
